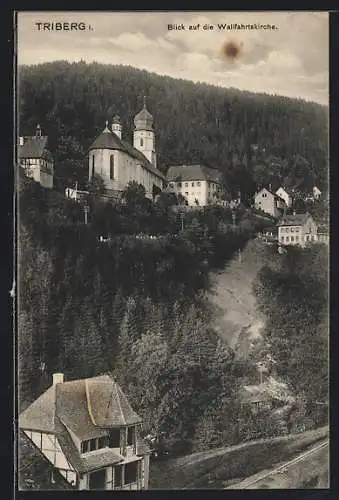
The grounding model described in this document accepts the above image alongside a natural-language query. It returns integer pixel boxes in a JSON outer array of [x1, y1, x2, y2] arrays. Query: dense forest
[[18, 171, 274, 454], [18, 61, 328, 199]]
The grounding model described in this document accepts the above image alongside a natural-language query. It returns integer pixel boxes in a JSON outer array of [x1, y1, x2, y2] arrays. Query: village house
[[19, 373, 151, 490], [254, 187, 286, 218], [88, 99, 165, 200], [166, 164, 224, 207], [275, 186, 294, 208], [277, 212, 318, 247], [18, 124, 54, 189]]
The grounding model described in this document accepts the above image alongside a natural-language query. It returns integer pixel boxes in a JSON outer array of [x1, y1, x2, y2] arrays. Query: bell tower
[[133, 97, 156, 166]]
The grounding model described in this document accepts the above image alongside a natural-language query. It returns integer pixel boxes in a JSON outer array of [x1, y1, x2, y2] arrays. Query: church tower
[[133, 97, 156, 167], [111, 115, 122, 139]]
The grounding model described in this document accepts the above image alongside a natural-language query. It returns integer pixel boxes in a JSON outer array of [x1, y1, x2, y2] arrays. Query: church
[[88, 99, 165, 200]]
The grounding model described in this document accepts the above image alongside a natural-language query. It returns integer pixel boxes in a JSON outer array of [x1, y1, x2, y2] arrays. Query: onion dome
[[134, 96, 153, 131]]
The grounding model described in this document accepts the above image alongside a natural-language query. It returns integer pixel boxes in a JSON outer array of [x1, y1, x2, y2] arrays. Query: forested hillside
[[19, 171, 275, 455], [18, 61, 328, 198]]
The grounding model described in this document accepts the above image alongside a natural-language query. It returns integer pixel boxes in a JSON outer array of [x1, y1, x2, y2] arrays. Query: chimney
[[19, 136, 24, 146], [53, 373, 64, 385]]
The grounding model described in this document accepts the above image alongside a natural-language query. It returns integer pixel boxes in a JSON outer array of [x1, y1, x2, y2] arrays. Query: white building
[[19, 373, 151, 490], [277, 212, 318, 247], [18, 124, 54, 189], [254, 187, 286, 218], [88, 100, 165, 200], [166, 164, 223, 207], [313, 186, 322, 200], [275, 186, 293, 207]]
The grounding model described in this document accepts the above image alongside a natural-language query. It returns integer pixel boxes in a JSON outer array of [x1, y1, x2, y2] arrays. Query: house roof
[[18, 136, 52, 161], [166, 164, 221, 183], [19, 385, 57, 433], [19, 374, 150, 475], [89, 128, 165, 181], [20, 375, 143, 440], [255, 187, 285, 203], [278, 212, 312, 227], [276, 186, 294, 197]]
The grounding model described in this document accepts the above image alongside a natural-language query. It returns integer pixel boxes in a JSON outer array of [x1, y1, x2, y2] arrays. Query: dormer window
[[81, 436, 108, 454]]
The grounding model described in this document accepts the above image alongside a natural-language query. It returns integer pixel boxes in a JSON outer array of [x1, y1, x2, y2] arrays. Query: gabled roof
[[278, 212, 313, 227], [19, 385, 57, 433], [18, 136, 52, 160], [166, 164, 221, 183], [89, 128, 165, 181], [276, 186, 294, 197], [255, 187, 285, 203], [20, 375, 142, 441]]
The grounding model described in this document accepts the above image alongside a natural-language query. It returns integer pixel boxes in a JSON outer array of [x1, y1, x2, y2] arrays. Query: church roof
[[18, 136, 52, 160], [166, 164, 222, 183], [89, 127, 165, 180]]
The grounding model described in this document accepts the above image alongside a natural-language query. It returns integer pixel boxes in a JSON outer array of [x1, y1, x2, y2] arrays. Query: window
[[92, 155, 95, 178], [291, 227, 294, 232], [114, 465, 123, 487], [285, 227, 290, 232], [262, 193, 267, 198], [296, 227, 300, 233], [110, 155, 114, 180], [89, 469, 106, 490], [81, 437, 108, 454], [169, 182, 174, 188], [191, 182, 194, 187], [140, 138, 144, 147], [185, 182, 188, 187], [109, 428, 120, 448], [286, 236, 289, 242], [177, 182, 182, 188], [125, 461, 138, 485], [295, 236, 299, 242], [127, 427, 135, 446], [291, 236, 294, 242], [185, 192, 189, 196], [281, 236, 284, 242], [197, 181, 201, 186]]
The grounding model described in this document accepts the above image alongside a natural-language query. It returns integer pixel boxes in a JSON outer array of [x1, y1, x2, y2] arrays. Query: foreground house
[[166, 164, 224, 207], [19, 374, 151, 490], [18, 124, 54, 189], [88, 100, 165, 200], [254, 188, 286, 218], [277, 212, 318, 247]]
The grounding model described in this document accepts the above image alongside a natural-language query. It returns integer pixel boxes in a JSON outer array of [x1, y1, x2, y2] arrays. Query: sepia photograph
[[16, 10, 329, 490]]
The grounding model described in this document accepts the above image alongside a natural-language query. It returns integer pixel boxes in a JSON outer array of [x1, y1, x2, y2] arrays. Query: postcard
[[16, 11, 329, 490]]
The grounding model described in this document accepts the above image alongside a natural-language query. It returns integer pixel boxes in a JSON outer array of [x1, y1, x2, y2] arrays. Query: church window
[[92, 155, 95, 178], [140, 138, 144, 147], [110, 155, 115, 180]]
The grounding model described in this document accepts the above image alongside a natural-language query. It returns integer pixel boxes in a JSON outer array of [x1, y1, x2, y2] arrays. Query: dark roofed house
[[166, 164, 224, 207], [18, 124, 54, 189], [19, 373, 151, 490]]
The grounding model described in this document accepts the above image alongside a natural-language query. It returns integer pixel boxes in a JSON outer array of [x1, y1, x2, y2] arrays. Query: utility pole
[[180, 211, 184, 231], [84, 204, 89, 225]]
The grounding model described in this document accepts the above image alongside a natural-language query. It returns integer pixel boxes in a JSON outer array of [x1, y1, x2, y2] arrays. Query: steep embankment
[[149, 426, 329, 489], [208, 238, 274, 349]]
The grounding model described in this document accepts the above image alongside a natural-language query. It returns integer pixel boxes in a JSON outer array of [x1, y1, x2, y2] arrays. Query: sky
[[17, 11, 329, 105]]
